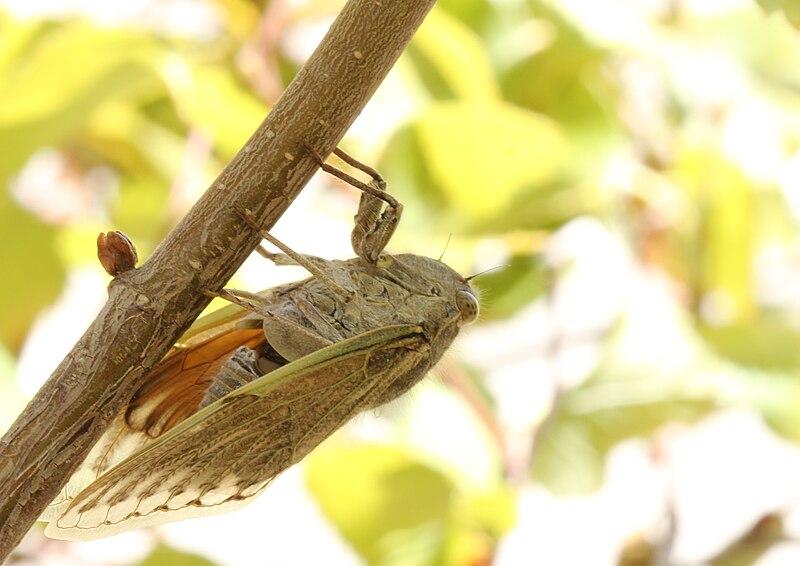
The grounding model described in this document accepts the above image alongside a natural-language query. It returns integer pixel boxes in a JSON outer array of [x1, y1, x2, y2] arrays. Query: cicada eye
[[455, 290, 479, 325]]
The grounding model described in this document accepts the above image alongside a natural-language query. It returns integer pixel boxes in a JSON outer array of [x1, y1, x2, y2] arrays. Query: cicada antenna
[[465, 265, 508, 282], [438, 234, 453, 262]]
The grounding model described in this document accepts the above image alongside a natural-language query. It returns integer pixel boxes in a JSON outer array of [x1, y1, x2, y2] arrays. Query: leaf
[[698, 319, 800, 373], [436, 0, 494, 33], [500, 3, 621, 175], [534, 391, 715, 494], [532, 310, 800, 494], [380, 101, 569, 234], [459, 487, 516, 538], [474, 254, 550, 320], [532, 294, 720, 494], [420, 102, 567, 216], [501, 3, 608, 124], [0, 195, 64, 351], [0, 20, 167, 180], [306, 445, 454, 565], [110, 173, 172, 243], [0, 345, 26, 434], [757, 0, 800, 30], [671, 151, 756, 324], [85, 101, 187, 183], [137, 544, 217, 566], [408, 8, 498, 101], [212, 0, 262, 39], [724, 368, 800, 444], [168, 64, 269, 159]]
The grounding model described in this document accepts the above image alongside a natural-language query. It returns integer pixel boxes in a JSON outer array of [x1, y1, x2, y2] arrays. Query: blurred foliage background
[[5, 0, 800, 565]]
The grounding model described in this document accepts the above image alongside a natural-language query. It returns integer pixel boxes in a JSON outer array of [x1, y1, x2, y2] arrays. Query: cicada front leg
[[305, 144, 403, 264]]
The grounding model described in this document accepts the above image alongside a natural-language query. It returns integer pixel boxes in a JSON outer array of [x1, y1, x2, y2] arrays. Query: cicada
[[41, 148, 480, 540]]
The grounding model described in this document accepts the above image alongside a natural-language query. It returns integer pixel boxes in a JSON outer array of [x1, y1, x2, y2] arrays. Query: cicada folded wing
[[44, 325, 425, 541], [40, 301, 268, 523]]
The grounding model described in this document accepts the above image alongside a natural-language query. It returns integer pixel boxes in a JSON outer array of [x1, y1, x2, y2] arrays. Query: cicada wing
[[45, 325, 424, 541], [40, 305, 263, 523], [125, 327, 266, 438], [39, 412, 151, 522]]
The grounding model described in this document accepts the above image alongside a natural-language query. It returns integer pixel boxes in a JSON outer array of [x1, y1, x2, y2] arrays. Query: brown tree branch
[[0, 0, 436, 559]]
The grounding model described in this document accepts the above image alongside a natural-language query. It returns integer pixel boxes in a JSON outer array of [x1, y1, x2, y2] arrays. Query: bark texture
[[0, 0, 437, 559]]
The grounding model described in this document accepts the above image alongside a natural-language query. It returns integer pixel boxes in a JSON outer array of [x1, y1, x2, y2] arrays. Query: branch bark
[[0, 0, 436, 559]]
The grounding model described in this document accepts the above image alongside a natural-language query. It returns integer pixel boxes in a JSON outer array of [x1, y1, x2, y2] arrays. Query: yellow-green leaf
[[415, 101, 568, 221], [306, 445, 453, 565], [0, 197, 64, 351], [168, 64, 269, 159], [408, 8, 499, 101], [757, 0, 800, 29]]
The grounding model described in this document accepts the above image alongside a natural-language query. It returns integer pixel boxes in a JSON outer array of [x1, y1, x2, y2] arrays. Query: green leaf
[[671, 151, 755, 324], [459, 487, 516, 538], [436, 0, 495, 33], [699, 319, 800, 373], [532, 310, 720, 494], [500, 3, 621, 175], [0, 344, 26, 434], [474, 254, 550, 320], [212, 0, 263, 39], [533, 389, 715, 494], [0, 24, 161, 123], [420, 102, 567, 218], [501, 4, 609, 124], [408, 8, 499, 101], [306, 445, 454, 565], [532, 310, 800, 494], [85, 102, 187, 184], [757, 0, 800, 29], [382, 101, 569, 233], [169, 64, 269, 159], [110, 174, 172, 244], [0, 20, 167, 180], [0, 195, 64, 351], [722, 367, 800, 443], [137, 544, 217, 566]]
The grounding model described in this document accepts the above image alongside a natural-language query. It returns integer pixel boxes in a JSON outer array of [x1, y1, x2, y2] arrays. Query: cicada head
[[364, 253, 480, 406]]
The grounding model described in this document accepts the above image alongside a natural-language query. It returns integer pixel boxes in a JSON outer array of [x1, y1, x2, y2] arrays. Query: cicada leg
[[234, 207, 354, 303], [304, 144, 403, 265]]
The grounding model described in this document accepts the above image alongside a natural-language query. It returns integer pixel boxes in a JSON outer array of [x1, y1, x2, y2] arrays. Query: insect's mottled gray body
[[240, 252, 476, 406], [42, 150, 479, 540]]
